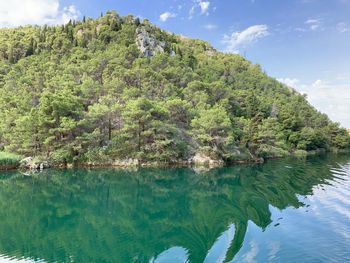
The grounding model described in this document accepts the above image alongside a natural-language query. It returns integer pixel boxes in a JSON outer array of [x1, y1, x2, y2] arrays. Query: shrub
[[0, 152, 22, 168], [293, 150, 308, 158], [256, 145, 289, 159]]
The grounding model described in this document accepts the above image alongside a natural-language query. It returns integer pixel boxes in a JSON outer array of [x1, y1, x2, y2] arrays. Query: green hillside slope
[[0, 11, 349, 166]]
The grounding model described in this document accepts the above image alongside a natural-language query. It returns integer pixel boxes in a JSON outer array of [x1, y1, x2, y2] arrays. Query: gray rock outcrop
[[20, 157, 50, 170], [190, 153, 224, 167], [136, 27, 165, 57]]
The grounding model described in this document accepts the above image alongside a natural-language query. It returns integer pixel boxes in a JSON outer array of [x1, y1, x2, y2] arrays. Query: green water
[[0, 155, 350, 263]]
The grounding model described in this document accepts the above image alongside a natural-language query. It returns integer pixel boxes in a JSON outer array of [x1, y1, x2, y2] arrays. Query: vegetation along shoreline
[[0, 11, 349, 171], [1, 149, 349, 171]]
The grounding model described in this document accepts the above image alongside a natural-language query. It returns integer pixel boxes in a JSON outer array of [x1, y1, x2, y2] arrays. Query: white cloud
[[337, 22, 350, 33], [159, 12, 177, 22], [305, 19, 319, 24], [189, 6, 196, 19], [204, 24, 217, 30], [312, 79, 327, 88], [277, 77, 350, 128], [308, 83, 350, 128], [199, 1, 210, 14], [305, 19, 321, 31], [189, 0, 211, 19], [295, 19, 324, 33], [243, 241, 259, 263], [277, 78, 300, 88], [222, 25, 269, 52], [0, 0, 80, 28]]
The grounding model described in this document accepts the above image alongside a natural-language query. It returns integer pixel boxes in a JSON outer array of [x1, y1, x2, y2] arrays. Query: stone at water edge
[[190, 153, 224, 167], [20, 157, 50, 170]]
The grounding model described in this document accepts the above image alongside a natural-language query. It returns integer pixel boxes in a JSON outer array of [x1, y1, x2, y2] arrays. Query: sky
[[0, 0, 349, 127]]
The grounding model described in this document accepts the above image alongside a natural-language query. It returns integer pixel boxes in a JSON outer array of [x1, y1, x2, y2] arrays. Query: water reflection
[[150, 247, 189, 263], [0, 154, 349, 263], [204, 224, 235, 263]]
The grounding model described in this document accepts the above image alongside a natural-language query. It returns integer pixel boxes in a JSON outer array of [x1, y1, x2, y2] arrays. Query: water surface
[[0, 155, 350, 262]]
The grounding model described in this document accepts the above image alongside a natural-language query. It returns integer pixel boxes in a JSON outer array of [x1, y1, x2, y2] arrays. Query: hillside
[[0, 11, 349, 166]]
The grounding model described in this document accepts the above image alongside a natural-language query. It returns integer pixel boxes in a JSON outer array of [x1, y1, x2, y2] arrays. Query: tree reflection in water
[[0, 154, 348, 263]]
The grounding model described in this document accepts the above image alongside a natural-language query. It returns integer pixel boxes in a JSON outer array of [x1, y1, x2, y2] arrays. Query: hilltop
[[0, 11, 349, 167]]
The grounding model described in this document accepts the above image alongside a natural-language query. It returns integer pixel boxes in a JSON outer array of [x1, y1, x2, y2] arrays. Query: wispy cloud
[[222, 24, 269, 52], [278, 77, 350, 127], [294, 18, 323, 33], [311, 79, 327, 88], [305, 19, 322, 31], [159, 11, 177, 22], [0, 0, 80, 27], [204, 24, 217, 30], [278, 78, 327, 93], [199, 1, 210, 14], [337, 22, 350, 33], [277, 78, 300, 89], [189, 0, 211, 19]]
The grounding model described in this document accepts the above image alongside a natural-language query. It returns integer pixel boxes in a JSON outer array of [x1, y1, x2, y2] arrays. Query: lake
[[0, 154, 349, 263]]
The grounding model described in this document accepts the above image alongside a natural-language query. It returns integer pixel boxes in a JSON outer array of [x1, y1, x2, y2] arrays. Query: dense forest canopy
[[0, 11, 349, 165]]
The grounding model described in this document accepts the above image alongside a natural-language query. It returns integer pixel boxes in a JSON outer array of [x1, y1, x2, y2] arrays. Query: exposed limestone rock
[[20, 157, 50, 170], [190, 153, 224, 167], [135, 27, 165, 57], [19, 157, 33, 167], [205, 50, 216, 56], [85, 159, 140, 168], [96, 24, 103, 34], [76, 29, 84, 38], [112, 159, 139, 167]]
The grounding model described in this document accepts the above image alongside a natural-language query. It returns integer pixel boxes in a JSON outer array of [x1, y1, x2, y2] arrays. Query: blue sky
[[1, 0, 349, 127]]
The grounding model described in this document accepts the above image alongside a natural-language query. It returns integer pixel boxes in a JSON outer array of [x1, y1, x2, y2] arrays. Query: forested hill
[[0, 11, 349, 166]]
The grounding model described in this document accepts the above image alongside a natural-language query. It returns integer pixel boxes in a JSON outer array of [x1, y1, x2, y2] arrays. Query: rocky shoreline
[[1, 149, 349, 172], [0, 153, 264, 171]]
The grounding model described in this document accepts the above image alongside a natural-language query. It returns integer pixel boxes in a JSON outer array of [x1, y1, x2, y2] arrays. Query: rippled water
[[0, 154, 349, 263]]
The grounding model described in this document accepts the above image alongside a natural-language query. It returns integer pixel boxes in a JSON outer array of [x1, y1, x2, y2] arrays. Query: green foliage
[[254, 118, 289, 158], [0, 11, 349, 164], [0, 152, 21, 167], [191, 104, 234, 159], [113, 98, 189, 162], [294, 149, 308, 158]]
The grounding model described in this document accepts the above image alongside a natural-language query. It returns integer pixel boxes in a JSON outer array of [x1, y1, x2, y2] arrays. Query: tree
[[254, 118, 288, 158], [0, 12, 348, 165], [191, 104, 234, 159]]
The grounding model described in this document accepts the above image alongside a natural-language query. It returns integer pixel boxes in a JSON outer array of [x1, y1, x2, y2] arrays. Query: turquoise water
[[0, 155, 349, 262]]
